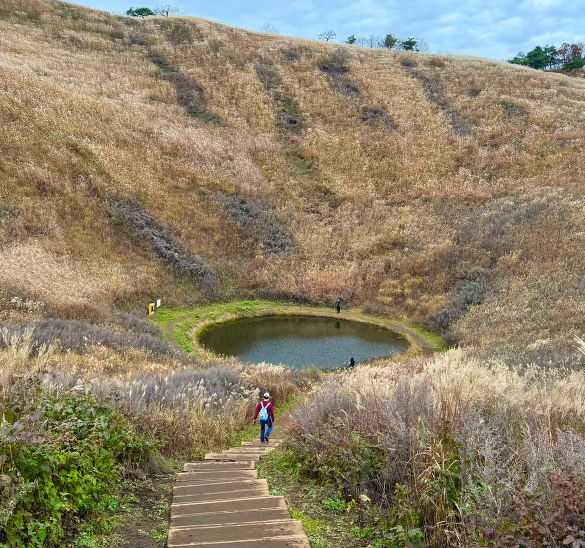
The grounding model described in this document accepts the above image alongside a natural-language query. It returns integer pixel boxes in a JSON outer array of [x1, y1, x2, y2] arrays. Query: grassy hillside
[[1, 0, 584, 364], [1, 3, 585, 544]]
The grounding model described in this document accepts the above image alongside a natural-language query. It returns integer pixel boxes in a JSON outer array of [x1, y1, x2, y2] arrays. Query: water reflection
[[199, 315, 408, 370]]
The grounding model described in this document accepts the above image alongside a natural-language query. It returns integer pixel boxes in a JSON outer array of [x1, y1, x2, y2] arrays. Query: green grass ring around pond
[[150, 300, 445, 360]]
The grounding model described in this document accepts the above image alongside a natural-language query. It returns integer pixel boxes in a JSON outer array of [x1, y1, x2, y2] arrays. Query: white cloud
[[77, 0, 583, 60]]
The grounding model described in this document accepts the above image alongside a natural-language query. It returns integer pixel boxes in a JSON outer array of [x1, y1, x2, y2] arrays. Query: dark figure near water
[[349, 357, 355, 368], [335, 299, 341, 313]]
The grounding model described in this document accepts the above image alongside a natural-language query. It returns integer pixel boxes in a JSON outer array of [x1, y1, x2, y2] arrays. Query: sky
[[73, 0, 583, 60]]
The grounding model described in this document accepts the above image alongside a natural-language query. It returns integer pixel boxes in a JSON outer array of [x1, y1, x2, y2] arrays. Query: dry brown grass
[[0, 329, 304, 456], [290, 346, 585, 544], [0, 0, 584, 358]]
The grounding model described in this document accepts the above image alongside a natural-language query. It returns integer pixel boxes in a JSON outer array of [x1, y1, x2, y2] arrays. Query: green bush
[[563, 58, 585, 70], [0, 391, 157, 547]]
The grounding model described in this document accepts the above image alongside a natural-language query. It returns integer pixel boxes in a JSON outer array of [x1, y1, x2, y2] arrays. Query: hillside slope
[[1, 0, 584, 363]]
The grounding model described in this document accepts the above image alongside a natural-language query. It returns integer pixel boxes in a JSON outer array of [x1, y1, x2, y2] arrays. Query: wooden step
[[170, 536, 309, 548], [222, 446, 271, 452], [176, 469, 256, 479], [184, 461, 255, 471], [172, 486, 269, 504], [171, 495, 286, 517], [171, 507, 291, 527], [219, 450, 271, 457], [204, 454, 265, 461], [176, 470, 257, 483], [168, 520, 306, 546], [173, 479, 267, 497]]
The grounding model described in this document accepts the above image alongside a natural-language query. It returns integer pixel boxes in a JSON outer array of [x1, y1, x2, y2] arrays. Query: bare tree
[[259, 22, 279, 33], [153, 4, 186, 16], [318, 30, 336, 42], [355, 35, 383, 48], [367, 34, 384, 48], [415, 38, 430, 52]]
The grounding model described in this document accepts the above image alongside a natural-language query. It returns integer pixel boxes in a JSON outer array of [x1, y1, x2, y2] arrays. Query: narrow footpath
[[168, 417, 310, 548]]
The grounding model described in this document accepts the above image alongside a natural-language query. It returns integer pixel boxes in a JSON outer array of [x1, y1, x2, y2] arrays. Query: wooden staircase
[[168, 430, 310, 547]]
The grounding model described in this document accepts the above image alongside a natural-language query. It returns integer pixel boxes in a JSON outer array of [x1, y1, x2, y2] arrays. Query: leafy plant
[[484, 475, 585, 548], [322, 495, 350, 513], [0, 391, 158, 547]]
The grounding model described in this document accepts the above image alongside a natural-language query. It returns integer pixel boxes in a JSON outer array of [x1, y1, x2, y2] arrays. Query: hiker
[[349, 357, 355, 368], [253, 392, 275, 443], [334, 299, 341, 313]]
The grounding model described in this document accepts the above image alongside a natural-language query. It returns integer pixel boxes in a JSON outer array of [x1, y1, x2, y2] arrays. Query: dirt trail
[[165, 316, 192, 353]]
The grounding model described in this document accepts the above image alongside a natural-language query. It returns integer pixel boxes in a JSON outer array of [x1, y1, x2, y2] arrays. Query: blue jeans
[[260, 418, 273, 442]]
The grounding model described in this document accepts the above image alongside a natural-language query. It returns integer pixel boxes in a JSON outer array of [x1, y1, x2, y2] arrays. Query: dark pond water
[[199, 315, 409, 370]]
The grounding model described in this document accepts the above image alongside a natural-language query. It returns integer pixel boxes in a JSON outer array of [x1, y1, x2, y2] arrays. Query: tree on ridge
[[153, 5, 187, 16], [383, 34, 398, 49], [125, 7, 155, 17], [318, 30, 336, 42], [509, 42, 584, 70]]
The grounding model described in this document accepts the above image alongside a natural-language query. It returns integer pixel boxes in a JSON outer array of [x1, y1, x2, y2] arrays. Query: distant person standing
[[335, 299, 341, 313], [349, 357, 355, 368], [253, 392, 274, 443]]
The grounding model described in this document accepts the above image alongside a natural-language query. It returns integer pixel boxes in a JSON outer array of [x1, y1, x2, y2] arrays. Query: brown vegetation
[[0, 327, 305, 545], [1, 1, 585, 543], [0, 324, 304, 459], [1, 0, 584, 360], [289, 346, 585, 546]]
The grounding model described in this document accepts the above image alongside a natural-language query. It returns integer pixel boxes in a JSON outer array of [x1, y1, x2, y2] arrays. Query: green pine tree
[[384, 34, 398, 49], [400, 37, 418, 51], [524, 46, 548, 69]]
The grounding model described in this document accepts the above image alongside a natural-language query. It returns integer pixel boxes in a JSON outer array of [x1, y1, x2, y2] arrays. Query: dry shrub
[[319, 49, 360, 96], [0, 319, 175, 356], [281, 48, 300, 62], [165, 69, 223, 124], [430, 267, 490, 334], [110, 198, 216, 290], [318, 49, 350, 76], [402, 64, 473, 135], [359, 106, 397, 131], [289, 348, 585, 545], [255, 61, 303, 134], [426, 56, 446, 69], [0, 243, 128, 321], [497, 100, 529, 124], [110, 310, 163, 338], [0, 328, 55, 397], [215, 193, 295, 256], [36, 351, 305, 456], [241, 362, 304, 405]]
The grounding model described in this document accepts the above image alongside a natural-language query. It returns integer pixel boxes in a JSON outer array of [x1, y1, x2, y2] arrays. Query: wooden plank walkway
[[168, 428, 310, 548]]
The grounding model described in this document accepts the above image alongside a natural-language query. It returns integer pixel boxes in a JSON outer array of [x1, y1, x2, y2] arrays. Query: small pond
[[199, 315, 409, 370]]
